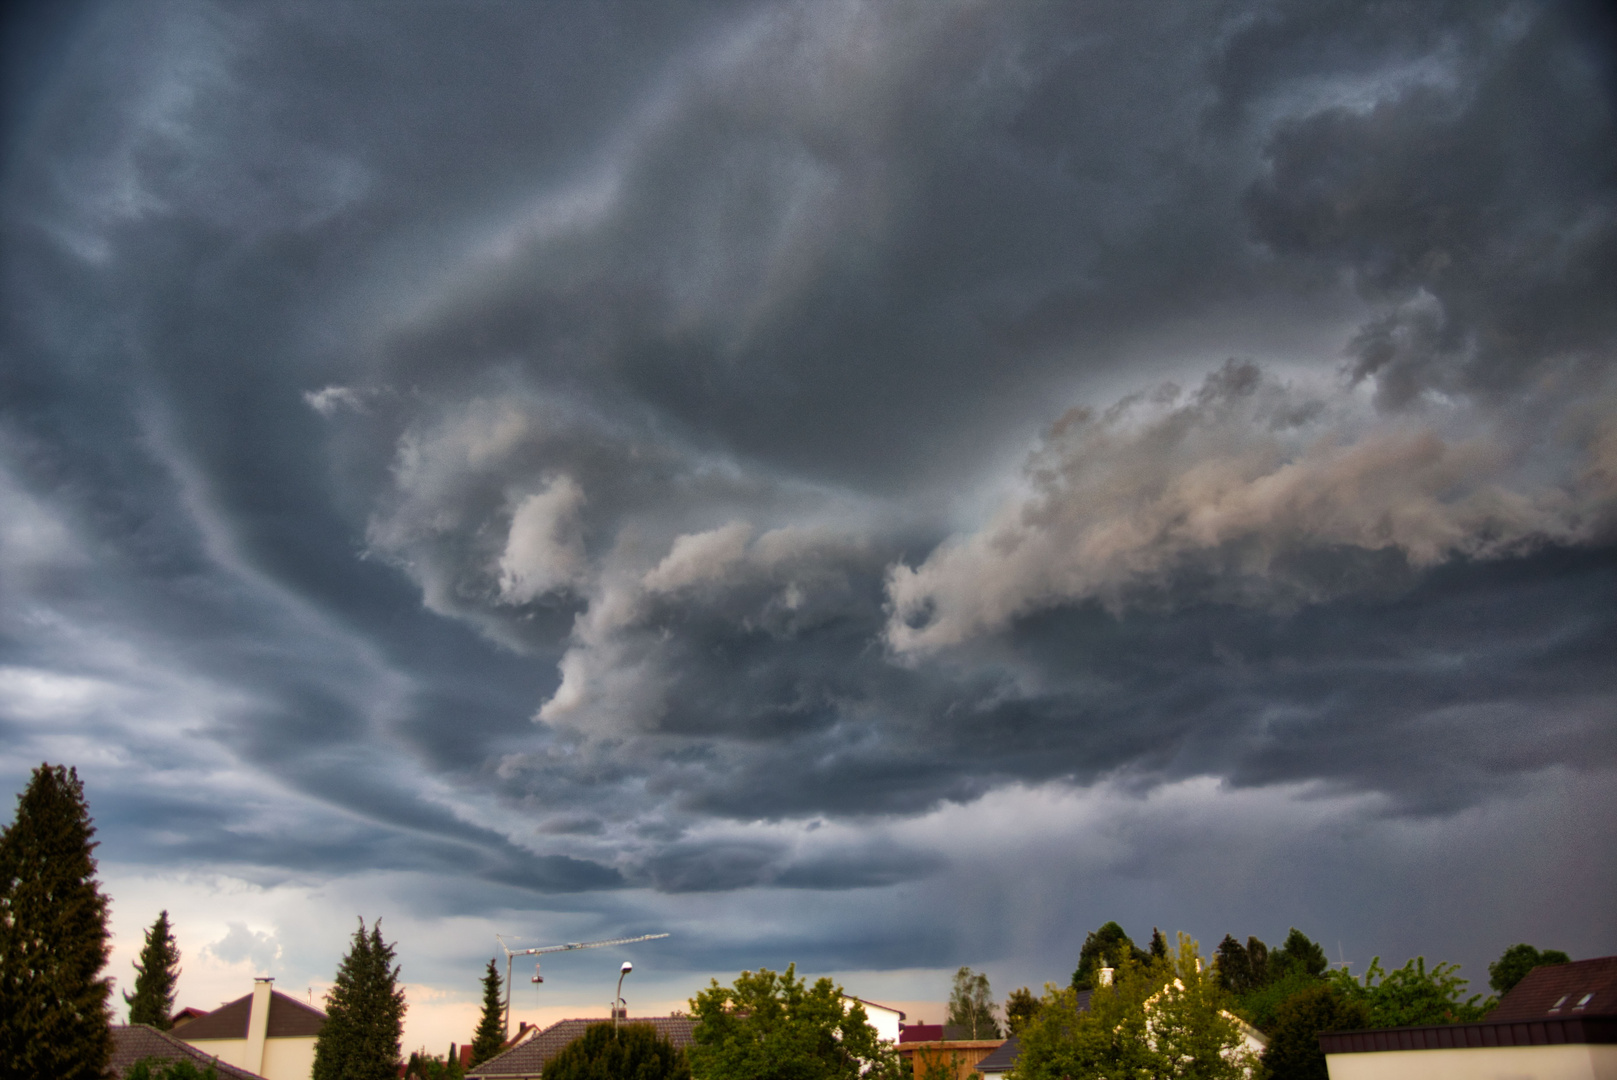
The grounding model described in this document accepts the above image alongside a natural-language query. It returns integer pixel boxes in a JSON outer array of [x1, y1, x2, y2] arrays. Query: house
[[1321, 955, 1617, 1080], [111, 1024, 265, 1080], [894, 1032, 1005, 1080], [844, 996, 906, 1043], [466, 1015, 698, 1079], [175, 977, 326, 1080]]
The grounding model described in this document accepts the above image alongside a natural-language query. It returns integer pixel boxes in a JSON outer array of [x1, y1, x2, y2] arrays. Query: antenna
[[494, 932, 670, 1039], [1336, 941, 1354, 974]]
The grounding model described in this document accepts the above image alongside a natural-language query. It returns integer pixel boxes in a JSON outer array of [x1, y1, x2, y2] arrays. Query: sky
[[3, 0, 1616, 1057]]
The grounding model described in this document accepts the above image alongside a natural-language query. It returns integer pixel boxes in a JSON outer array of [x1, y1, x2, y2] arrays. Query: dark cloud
[[1, 0, 1613, 998]]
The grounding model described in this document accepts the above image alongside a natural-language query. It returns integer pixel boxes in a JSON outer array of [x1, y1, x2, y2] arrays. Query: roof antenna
[[1336, 942, 1354, 974]]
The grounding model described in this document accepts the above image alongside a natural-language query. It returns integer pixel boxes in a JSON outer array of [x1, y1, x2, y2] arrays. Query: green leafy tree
[[312, 917, 407, 1080], [946, 967, 1001, 1039], [126, 1058, 219, 1080], [1145, 935, 1257, 1080], [1070, 921, 1149, 991], [1326, 956, 1487, 1027], [125, 910, 182, 1029], [1231, 968, 1321, 1033], [543, 1021, 692, 1080], [1488, 944, 1571, 995], [0, 763, 115, 1080], [403, 1048, 465, 1079], [469, 958, 505, 1066], [1017, 938, 1253, 1080], [1003, 986, 1039, 1037], [687, 963, 895, 1080], [1259, 983, 1369, 1080], [1270, 930, 1328, 979]]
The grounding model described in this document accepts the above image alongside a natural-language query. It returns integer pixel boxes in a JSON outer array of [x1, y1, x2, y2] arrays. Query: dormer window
[[1573, 993, 1593, 1011], [1549, 995, 1568, 1012]]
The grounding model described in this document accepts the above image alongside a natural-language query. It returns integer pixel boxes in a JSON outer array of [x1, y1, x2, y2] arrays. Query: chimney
[[246, 978, 274, 1075], [1098, 967, 1114, 987]]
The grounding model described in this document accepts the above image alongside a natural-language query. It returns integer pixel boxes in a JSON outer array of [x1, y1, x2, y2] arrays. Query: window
[[1549, 995, 1568, 1012], [1573, 993, 1593, 1011]]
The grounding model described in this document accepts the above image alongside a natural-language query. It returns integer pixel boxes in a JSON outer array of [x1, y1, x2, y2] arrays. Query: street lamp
[[614, 961, 633, 1032], [494, 933, 668, 1040]]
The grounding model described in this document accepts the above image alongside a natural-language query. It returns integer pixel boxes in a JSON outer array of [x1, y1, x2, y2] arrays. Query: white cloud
[[886, 361, 1617, 655], [498, 476, 589, 603]]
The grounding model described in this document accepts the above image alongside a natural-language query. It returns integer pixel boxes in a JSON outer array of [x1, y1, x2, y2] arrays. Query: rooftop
[[468, 1017, 697, 1079]]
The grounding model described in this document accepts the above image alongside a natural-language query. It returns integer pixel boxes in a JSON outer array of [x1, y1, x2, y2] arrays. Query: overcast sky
[[3, 0, 1615, 1054]]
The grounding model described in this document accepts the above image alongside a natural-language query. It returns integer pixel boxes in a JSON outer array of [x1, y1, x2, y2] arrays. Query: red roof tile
[[112, 1025, 265, 1080], [1487, 957, 1617, 1022], [176, 988, 327, 1041], [467, 1017, 696, 1079]]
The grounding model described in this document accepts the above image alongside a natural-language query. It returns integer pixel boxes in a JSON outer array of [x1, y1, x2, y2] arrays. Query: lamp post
[[614, 961, 633, 1032]]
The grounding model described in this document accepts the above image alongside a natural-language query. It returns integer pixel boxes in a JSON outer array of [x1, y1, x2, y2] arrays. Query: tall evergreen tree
[[1071, 922, 1148, 991], [312, 917, 407, 1080], [0, 763, 115, 1080], [125, 910, 182, 1029], [1148, 928, 1169, 961], [469, 958, 505, 1066]]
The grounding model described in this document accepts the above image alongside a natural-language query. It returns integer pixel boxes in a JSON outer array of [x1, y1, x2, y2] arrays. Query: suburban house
[[175, 977, 327, 1080], [1322, 955, 1617, 1080], [110, 1024, 265, 1080], [466, 1015, 698, 1079], [844, 996, 906, 1043]]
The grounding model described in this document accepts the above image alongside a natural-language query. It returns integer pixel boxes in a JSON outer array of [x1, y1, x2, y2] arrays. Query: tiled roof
[[468, 1017, 697, 1079], [111, 1025, 265, 1080], [975, 1035, 1020, 1073], [177, 989, 327, 1041], [1487, 956, 1617, 1021]]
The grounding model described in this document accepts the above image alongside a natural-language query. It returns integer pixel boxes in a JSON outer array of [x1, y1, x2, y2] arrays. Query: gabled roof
[[111, 1025, 265, 1080], [975, 1034, 1020, 1073], [467, 1017, 697, 1079], [176, 989, 327, 1040], [1487, 956, 1617, 1021]]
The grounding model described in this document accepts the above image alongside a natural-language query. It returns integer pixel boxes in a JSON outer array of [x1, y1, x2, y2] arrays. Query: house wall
[[260, 1035, 319, 1080], [183, 1035, 319, 1080], [184, 1037, 250, 1075], [1326, 1043, 1617, 1080]]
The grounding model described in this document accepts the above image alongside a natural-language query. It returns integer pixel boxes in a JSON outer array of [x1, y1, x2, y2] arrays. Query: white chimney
[[1099, 967, 1114, 987], [246, 977, 273, 1075]]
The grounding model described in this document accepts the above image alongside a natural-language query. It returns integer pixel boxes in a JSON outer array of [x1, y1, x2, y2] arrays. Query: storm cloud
[[3, 0, 1614, 1047]]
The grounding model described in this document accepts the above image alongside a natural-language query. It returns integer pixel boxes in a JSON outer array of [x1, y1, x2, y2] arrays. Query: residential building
[[466, 1015, 697, 1079], [111, 1024, 264, 1080], [175, 977, 326, 1080], [1322, 955, 1617, 1080]]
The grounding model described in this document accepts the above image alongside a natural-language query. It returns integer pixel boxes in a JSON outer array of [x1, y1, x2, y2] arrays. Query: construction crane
[[494, 932, 670, 1038]]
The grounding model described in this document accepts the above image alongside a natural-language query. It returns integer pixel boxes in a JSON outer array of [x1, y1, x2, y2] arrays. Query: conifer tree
[[0, 763, 115, 1080], [469, 958, 505, 1066], [125, 910, 182, 1029], [312, 917, 407, 1080]]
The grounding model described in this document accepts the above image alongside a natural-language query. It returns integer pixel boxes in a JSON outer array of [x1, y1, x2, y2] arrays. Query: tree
[[1145, 936, 1258, 1080], [126, 1059, 219, 1080], [1071, 921, 1149, 991], [1488, 944, 1571, 995], [0, 763, 115, 1080], [946, 966, 1000, 1039], [1214, 935, 1253, 994], [403, 1048, 465, 1080], [312, 917, 407, 1080], [1003, 986, 1039, 1037], [126, 910, 182, 1029], [469, 958, 505, 1066], [1270, 929, 1328, 979], [687, 964, 896, 1080], [1230, 968, 1321, 1033], [544, 1021, 692, 1080], [1326, 956, 1487, 1027], [1149, 928, 1170, 961], [1260, 983, 1369, 1080], [1019, 938, 1255, 1080]]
